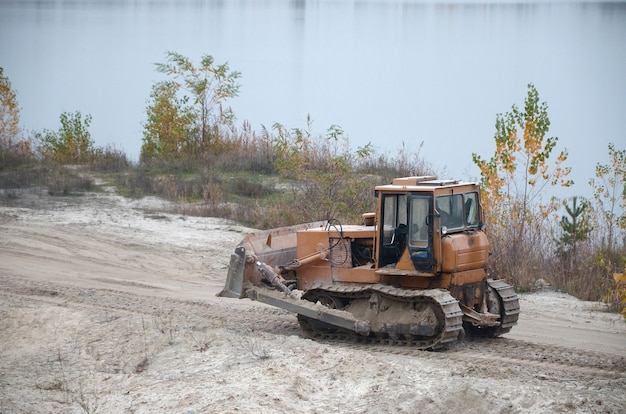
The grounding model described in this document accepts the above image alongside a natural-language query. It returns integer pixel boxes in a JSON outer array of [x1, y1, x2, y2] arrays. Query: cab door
[[408, 195, 435, 272]]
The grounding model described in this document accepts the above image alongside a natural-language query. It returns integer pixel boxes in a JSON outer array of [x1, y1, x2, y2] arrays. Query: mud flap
[[218, 246, 246, 298]]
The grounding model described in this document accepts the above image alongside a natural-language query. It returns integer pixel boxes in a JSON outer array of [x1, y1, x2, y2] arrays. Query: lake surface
[[1, 0, 625, 199]]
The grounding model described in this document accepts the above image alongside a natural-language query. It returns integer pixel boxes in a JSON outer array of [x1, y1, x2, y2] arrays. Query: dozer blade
[[218, 221, 325, 298], [220, 246, 247, 298]]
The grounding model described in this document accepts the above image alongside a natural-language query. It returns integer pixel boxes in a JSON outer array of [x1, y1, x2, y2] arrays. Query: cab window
[[464, 192, 480, 227], [382, 194, 407, 244], [436, 194, 464, 229], [409, 197, 430, 247], [436, 192, 480, 230]]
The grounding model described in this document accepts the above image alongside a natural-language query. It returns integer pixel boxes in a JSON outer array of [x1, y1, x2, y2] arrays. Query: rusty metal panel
[[441, 232, 489, 273]]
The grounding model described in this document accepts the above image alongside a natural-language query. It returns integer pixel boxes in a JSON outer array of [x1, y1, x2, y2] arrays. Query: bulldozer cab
[[374, 177, 483, 274]]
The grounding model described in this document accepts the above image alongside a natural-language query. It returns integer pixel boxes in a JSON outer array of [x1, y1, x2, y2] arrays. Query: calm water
[[1, 0, 625, 198]]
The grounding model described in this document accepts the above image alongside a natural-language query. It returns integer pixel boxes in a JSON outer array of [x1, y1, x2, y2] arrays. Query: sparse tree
[[39, 111, 94, 163], [0, 67, 25, 168], [589, 143, 626, 254], [472, 83, 573, 287], [558, 196, 592, 251], [557, 196, 592, 272], [0, 67, 20, 147], [151, 51, 241, 157], [141, 81, 195, 159]]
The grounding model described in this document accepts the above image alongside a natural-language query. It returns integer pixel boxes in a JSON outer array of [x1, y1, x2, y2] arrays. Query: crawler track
[[298, 283, 463, 350], [486, 278, 520, 335]]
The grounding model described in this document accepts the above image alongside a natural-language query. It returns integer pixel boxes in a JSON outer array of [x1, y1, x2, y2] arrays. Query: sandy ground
[[1, 189, 625, 414]]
